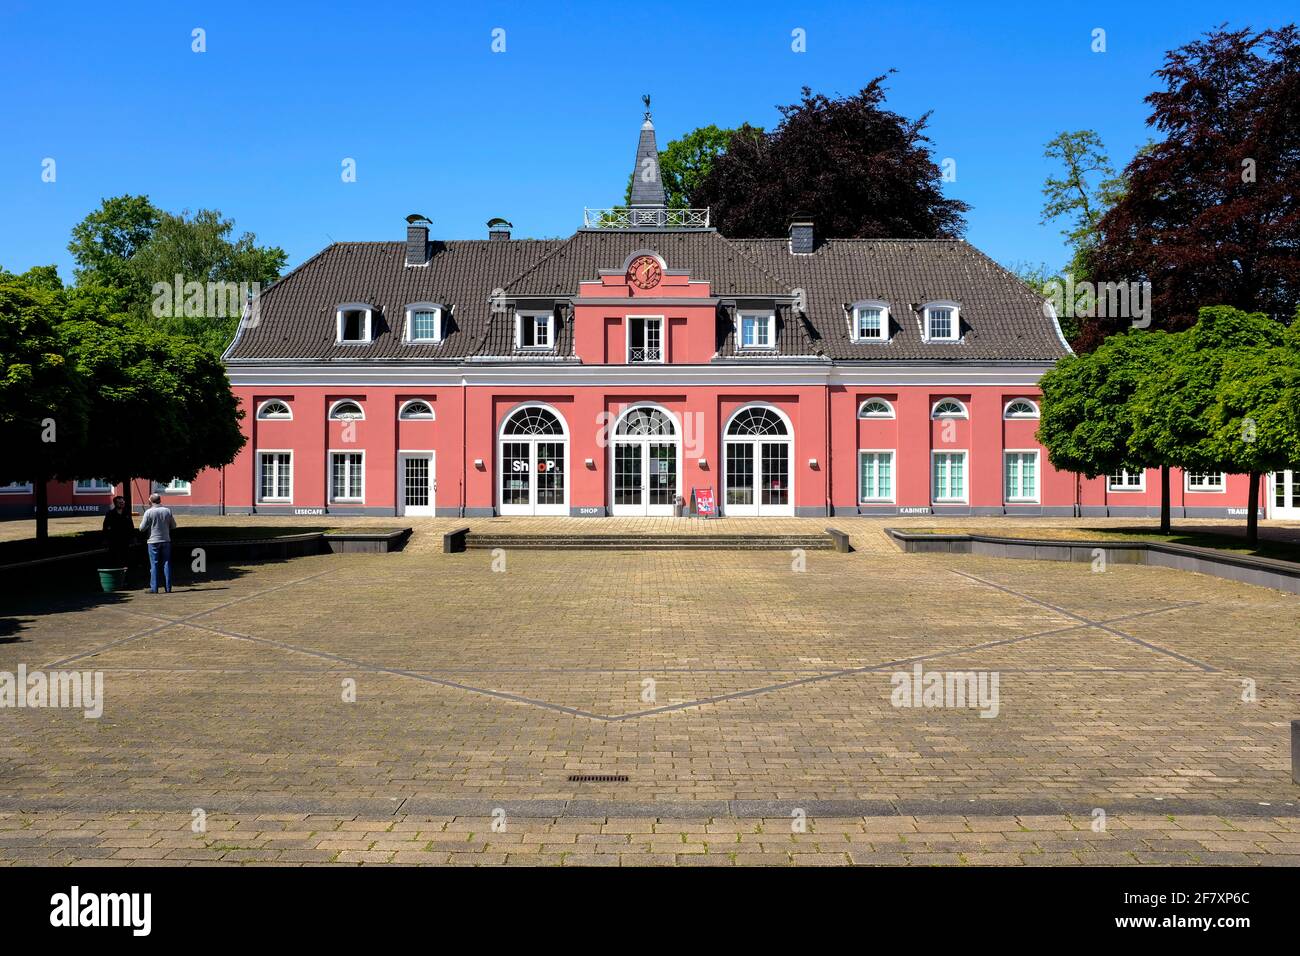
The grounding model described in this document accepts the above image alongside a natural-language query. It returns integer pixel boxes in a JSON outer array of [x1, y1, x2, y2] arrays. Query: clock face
[[628, 255, 662, 290]]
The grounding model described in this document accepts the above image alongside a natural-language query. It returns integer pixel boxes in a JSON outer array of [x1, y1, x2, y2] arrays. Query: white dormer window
[[923, 302, 961, 341], [738, 311, 775, 350], [336, 304, 373, 343], [851, 302, 890, 342], [405, 304, 442, 343], [516, 312, 553, 350]]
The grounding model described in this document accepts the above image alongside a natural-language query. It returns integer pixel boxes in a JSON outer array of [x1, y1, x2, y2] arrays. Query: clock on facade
[[628, 255, 662, 290]]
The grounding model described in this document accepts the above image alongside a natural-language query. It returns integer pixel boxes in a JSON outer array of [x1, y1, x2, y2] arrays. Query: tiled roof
[[225, 239, 562, 361], [225, 231, 1069, 364], [732, 238, 1069, 361]]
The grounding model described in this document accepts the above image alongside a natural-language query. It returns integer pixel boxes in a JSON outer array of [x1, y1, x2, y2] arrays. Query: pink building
[[4, 110, 1297, 521]]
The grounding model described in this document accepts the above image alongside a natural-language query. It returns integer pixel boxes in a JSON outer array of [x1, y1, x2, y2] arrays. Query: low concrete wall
[[886, 529, 1300, 595]]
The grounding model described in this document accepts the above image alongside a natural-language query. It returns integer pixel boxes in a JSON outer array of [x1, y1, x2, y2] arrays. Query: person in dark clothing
[[102, 495, 134, 569]]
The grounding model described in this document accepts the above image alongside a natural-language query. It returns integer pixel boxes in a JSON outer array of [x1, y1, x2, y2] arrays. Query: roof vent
[[488, 217, 513, 241], [405, 214, 431, 266]]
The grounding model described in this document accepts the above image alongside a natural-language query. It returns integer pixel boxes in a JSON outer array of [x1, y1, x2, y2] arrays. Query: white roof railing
[[583, 207, 710, 229]]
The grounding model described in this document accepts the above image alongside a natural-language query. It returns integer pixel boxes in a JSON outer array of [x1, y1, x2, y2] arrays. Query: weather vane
[[642, 93, 651, 117]]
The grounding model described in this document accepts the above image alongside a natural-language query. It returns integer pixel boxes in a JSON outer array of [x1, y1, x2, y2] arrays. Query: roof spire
[[629, 94, 666, 208]]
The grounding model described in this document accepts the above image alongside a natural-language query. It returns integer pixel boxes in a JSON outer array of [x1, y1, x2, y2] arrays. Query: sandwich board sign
[[694, 487, 717, 518]]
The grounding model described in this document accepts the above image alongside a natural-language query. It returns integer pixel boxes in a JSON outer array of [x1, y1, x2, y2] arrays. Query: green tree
[[0, 278, 89, 546], [1040, 131, 1124, 283], [1037, 329, 1179, 529], [1134, 306, 1299, 544], [623, 124, 741, 208], [68, 197, 286, 354]]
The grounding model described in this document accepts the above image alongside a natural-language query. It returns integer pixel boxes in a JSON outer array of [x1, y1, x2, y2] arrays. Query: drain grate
[[568, 774, 629, 783]]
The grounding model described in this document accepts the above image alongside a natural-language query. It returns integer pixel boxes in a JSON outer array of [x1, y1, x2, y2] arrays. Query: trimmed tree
[[1037, 329, 1178, 528], [0, 278, 89, 546]]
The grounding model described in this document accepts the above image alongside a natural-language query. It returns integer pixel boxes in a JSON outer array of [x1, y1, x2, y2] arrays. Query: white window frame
[[328, 399, 366, 421], [1184, 471, 1226, 493], [74, 478, 113, 495], [1003, 450, 1040, 503], [1108, 468, 1146, 492], [850, 301, 890, 343], [922, 301, 961, 342], [930, 398, 969, 419], [625, 314, 665, 364], [257, 450, 293, 503], [328, 450, 366, 504], [857, 397, 896, 419], [931, 450, 968, 503], [0, 481, 33, 494], [516, 311, 554, 350], [737, 311, 776, 350], [858, 449, 896, 503], [153, 478, 192, 496], [335, 304, 374, 344], [398, 399, 435, 421], [1003, 398, 1040, 419], [404, 303, 443, 343], [255, 399, 293, 421]]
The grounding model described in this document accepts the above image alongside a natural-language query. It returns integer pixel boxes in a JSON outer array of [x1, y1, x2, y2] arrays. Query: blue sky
[[1, 1, 1293, 281]]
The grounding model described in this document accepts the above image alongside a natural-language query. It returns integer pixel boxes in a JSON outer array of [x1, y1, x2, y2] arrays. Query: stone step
[[464, 533, 835, 551]]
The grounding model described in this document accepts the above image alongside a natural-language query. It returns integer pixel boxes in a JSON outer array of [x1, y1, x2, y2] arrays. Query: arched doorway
[[724, 405, 793, 516], [610, 405, 680, 516], [499, 404, 568, 516]]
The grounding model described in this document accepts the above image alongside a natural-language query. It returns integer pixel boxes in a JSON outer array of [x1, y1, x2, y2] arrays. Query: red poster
[[694, 487, 716, 517]]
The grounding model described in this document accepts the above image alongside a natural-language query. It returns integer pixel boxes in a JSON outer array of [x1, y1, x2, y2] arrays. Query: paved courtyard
[[1, 517, 1298, 865]]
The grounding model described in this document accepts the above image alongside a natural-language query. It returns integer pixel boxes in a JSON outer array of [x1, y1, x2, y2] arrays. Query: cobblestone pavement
[[1, 517, 1297, 865]]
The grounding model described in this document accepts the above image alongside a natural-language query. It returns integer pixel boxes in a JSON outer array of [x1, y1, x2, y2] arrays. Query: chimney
[[405, 214, 430, 266], [789, 214, 814, 254], [487, 218, 513, 241]]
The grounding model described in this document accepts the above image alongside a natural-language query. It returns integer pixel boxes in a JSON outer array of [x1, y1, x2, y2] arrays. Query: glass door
[[398, 452, 435, 516], [647, 442, 676, 514], [1274, 469, 1300, 519]]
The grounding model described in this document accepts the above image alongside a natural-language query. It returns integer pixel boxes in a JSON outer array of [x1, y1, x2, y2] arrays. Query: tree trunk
[[1246, 472, 1260, 547], [34, 473, 49, 549], [121, 477, 131, 514], [1159, 465, 1171, 535]]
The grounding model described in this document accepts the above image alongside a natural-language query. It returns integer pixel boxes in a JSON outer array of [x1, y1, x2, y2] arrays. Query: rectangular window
[[855, 307, 884, 340], [517, 313, 552, 349], [338, 309, 369, 342], [927, 307, 955, 340], [409, 310, 439, 342], [258, 453, 292, 502], [739, 313, 774, 349], [1185, 471, 1225, 492], [627, 317, 663, 363], [0, 481, 33, 494], [1108, 469, 1145, 491], [932, 452, 967, 502], [330, 452, 364, 502], [858, 451, 894, 502], [153, 478, 192, 495], [1004, 451, 1039, 502], [74, 479, 112, 495]]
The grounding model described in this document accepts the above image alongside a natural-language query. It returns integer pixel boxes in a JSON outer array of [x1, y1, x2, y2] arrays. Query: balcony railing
[[584, 207, 711, 229], [628, 346, 663, 364]]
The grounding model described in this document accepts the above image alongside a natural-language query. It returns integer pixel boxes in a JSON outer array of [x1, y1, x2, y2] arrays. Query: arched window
[[328, 400, 365, 421], [726, 406, 788, 436], [398, 400, 434, 420], [615, 407, 676, 437], [1003, 398, 1040, 419], [931, 398, 968, 419], [256, 400, 292, 420], [501, 406, 565, 436], [858, 398, 895, 419]]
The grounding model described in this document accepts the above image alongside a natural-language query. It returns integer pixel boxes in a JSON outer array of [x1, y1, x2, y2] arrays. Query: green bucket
[[97, 567, 127, 592]]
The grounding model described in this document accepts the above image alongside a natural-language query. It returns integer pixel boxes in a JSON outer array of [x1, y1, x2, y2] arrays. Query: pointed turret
[[629, 94, 667, 209]]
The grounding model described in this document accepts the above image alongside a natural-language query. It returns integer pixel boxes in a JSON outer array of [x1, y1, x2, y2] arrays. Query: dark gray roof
[[225, 231, 1068, 364], [732, 238, 1069, 361], [628, 117, 667, 207], [225, 239, 561, 361]]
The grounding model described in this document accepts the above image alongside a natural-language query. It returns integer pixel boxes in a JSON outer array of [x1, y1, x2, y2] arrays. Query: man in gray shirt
[[138, 492, 178, 593]]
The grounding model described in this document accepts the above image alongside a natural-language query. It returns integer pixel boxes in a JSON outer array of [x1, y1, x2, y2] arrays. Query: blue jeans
[[147, 542, 172, 593]]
